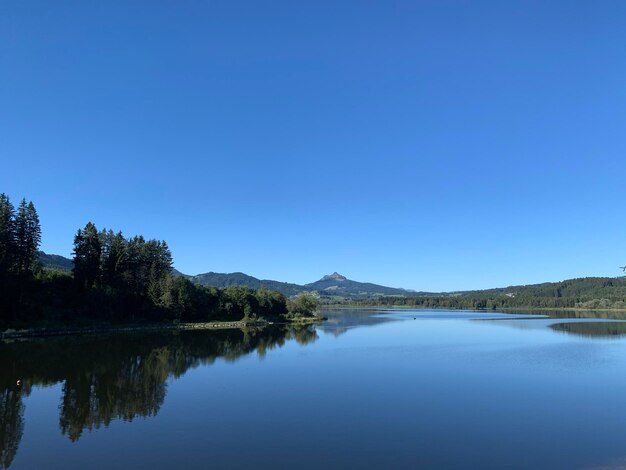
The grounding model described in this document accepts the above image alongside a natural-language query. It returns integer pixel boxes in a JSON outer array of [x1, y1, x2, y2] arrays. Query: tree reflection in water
[[0, 324, 317, 468], [550, 321, 626, 338], [0, 388, 24, 470]]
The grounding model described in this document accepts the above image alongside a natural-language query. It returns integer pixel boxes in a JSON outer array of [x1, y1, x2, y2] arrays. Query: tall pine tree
[[100, 230, 127, 288], [72, 222, 102, 288], [0, 193, 15, 278], [13, 199, 41, 276]]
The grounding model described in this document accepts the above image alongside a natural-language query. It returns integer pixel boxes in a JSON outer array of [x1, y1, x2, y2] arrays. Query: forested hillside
[[191, 272, 305, 297], [38, 252, 73, 271], [348, 277, 626, 310]]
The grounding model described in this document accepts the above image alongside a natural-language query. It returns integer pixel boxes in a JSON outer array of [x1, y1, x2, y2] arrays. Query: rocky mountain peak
[[320, 272, 347, 282]]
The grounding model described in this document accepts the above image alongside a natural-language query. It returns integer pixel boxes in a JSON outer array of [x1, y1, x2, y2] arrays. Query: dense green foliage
[[0, 194, 317, 328], [0, 195, 41, 278], [0, 194, 42, 320], [286, 293, 320, 318]]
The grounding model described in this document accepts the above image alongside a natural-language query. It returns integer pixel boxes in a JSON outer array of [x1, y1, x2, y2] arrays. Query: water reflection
[[0, 389, 23, 470], [505, 309, 626, 320], [550, 322, 626, 338], [0, 325, 317, 468], [320, 308, 399, 336]]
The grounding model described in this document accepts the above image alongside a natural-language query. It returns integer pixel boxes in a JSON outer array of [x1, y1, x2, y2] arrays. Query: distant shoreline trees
[[339, 276, 626, 311]]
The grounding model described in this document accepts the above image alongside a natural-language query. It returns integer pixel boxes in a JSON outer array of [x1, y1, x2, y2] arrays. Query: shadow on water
[[0, 324, 317, 469], [550, 322, 626, 338]]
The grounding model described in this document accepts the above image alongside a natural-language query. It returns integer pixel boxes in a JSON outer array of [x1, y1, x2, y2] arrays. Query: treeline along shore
[[326, 276, 626, 312], [0, 194, 320, 332]]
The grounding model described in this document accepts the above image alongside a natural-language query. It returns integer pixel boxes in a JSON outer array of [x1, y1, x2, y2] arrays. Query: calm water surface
[[4, 309, 626, 469]]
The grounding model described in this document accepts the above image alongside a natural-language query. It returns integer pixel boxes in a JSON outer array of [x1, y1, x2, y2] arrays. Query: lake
[[4, 308, 626, 469]]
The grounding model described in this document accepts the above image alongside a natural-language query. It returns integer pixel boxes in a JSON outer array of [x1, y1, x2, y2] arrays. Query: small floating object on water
[[413, 317, 416, 320], [16, 380, 21, 386]]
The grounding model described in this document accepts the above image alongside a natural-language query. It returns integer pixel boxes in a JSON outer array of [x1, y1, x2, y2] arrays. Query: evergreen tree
[[73, 222, 102, 288], [100, 230, 127, 288], [0, 193, 15, 277], [13, 199, 41, 276], [124, 235, 145, 294], [156, 274, 175, 310]]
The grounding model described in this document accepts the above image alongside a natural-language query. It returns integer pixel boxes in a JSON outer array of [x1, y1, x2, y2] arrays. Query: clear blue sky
[[2, 1, 625, 291]]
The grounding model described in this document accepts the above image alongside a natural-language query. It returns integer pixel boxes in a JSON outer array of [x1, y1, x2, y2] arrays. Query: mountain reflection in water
[[0, 325, 317, 468]]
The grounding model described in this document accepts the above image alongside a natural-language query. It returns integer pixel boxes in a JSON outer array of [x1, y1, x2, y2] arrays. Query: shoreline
[[320, 305, 626, 313], [1, 316, 324, 340]]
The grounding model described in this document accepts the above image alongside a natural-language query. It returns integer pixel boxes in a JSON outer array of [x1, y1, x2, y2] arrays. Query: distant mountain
[[190, 272, 306, 297], [38, 251, 73, 271], [304, 272, 411, 297], [190, 270, 412, 299], [37, 252, 413, 299]]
